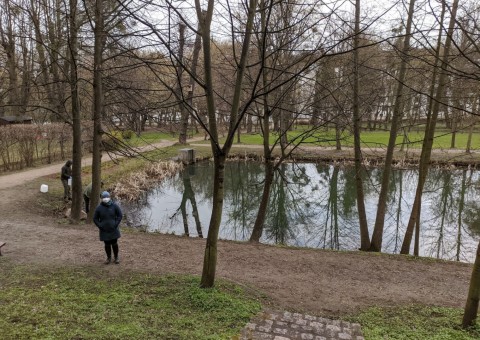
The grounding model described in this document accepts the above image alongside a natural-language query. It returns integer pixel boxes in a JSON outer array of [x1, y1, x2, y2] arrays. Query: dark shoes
[[104, 258, 119, 264]]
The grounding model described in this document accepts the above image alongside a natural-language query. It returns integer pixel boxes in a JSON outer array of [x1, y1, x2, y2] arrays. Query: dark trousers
[[84, 195, 90, 213], [61, 179, 71, 199], [104, 239, 119, 259]]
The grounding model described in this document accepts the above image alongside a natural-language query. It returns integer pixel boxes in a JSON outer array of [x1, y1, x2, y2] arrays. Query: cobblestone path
[[239, 310, 364, 340]]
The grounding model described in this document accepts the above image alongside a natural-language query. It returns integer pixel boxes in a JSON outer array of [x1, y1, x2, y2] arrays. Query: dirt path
[[0, 139, 182, 190], [0, 143, 474, 318]]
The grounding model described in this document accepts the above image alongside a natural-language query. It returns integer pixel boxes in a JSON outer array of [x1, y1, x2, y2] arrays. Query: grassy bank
[[347, 305, 480, 340], [203, 129, 480, 151], [0, 262, 262, 339], [2, 260, 479, 340]]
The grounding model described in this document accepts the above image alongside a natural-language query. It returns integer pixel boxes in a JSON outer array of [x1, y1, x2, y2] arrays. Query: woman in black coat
[[93, 191, 123, 264]]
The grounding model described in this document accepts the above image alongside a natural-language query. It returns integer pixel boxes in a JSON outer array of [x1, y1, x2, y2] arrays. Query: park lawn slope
[[212, 129, 480, 150], [347, 305, 480, 340], [0, 262, 262, 340]]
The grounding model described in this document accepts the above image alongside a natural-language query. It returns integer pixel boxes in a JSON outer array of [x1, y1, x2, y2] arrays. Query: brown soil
[[0, 149, 475, 319]]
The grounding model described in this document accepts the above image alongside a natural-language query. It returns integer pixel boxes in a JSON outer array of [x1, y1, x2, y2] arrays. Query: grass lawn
[[347, 305, 480, 340], [121, 130, 177, 147], [0, 262, 262, 340], [219, 129, 480, 151], [2, 259, 479, 340], [121, 130, 204, 147]]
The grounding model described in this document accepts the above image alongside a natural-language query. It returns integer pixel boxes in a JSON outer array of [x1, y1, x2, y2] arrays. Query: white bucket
[[68, 178, 72, 186], [40, 184, 48, 193]]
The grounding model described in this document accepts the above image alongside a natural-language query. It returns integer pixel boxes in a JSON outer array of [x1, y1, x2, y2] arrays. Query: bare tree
[[87, 0, 107, 221], [352, 0, 370, 250], [401, 0, 459, 254], [463, 240, 480, 327], [248, 0, 331, 242], [369, 0, 417, 252], [68, 0, 83, 221], [195, 0, 259, 287]]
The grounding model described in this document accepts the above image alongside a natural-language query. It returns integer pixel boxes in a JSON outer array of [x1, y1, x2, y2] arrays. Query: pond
[[122, 161, 480, 263]]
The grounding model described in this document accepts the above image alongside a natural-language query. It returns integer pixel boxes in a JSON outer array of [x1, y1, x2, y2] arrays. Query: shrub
[[122, 129, 134, 140]]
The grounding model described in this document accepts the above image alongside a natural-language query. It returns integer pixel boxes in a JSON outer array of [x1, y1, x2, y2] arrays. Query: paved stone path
[[240, 310, 364, 340]]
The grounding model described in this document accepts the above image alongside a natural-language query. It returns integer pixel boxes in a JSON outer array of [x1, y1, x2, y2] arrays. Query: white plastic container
[[40, 184, 48, 193], [68, 178, 72, 186]]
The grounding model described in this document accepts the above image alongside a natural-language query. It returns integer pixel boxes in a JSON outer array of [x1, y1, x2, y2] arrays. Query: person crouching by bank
[[83, 181, 104, 213], [93, 191, 123, 264]]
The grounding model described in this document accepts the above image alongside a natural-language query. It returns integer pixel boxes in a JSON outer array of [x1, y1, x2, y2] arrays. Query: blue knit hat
[[101, 191, 110, 198]]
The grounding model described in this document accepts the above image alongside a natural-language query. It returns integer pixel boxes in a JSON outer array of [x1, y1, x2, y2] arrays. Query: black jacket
[[61, 161, 72, 180], [93, 201, 123, 241]]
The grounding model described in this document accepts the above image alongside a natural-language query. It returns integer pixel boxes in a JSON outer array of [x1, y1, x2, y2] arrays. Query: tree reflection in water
[[122, 161, 480, 263], [177, 167, 203, 238]]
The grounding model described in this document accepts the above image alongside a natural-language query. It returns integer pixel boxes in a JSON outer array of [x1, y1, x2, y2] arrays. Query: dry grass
[[113, 161, 184, 201]]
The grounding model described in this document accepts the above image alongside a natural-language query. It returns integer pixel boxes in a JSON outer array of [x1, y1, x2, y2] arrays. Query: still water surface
[[123, 161, 480, 263]]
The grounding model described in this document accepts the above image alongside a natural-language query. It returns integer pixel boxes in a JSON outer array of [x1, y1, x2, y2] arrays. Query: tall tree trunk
[[413, 206, 420, 256], [370, 0, 416, 252], [466, 97, 477, 153], [177, 23, 188, 145], [88, 0, 106, 222], [435, 173, 450, 259], [249, 160, 274, 242], [0, 5, 19, 117], [30, 0, 69, 122], [69, 0, 82, 221], [279, 106, 289, 154], [335, 115, 342, 151], [331, 167, 340, 249], [197, 2, 220, 288], [51, 0, 68, 122], [19, 34, 32, 116], [249, 0, 272, 243], [30, 0, 54, 112], [199, 0, 258, 288], [200, 154, 225, 287], [178, 19, 202, 144], [401, 0, 458, 254], [247, 113, 253, 133], [394, 171, 403, 252], [400, 92, 413, 152], [188, 19, 202, 126], [456, 170, 467, 261], [450, 115, 457, 148], [353, 0, 370, 250], [463, 241, 480, 328]]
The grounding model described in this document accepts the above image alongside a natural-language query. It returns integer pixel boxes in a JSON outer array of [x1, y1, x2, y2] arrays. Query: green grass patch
[[346, 305, 480, 340], [122, 130, 177, 147], [120, 129, 205, 147], [0, 263, 261, 339], [223, 129, 480, 150]]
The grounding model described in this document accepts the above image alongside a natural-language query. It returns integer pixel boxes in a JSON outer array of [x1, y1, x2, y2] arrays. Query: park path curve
[[0, 139, 185, 190]]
